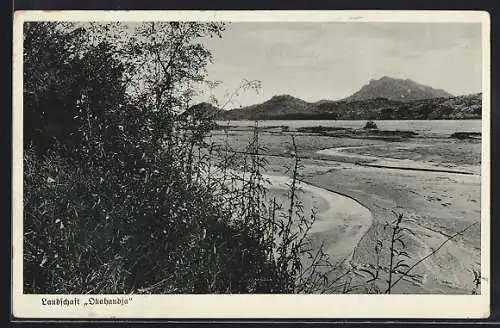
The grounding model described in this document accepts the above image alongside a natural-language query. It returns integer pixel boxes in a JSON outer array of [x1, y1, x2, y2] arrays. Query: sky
[[196, 22, 483, 108]]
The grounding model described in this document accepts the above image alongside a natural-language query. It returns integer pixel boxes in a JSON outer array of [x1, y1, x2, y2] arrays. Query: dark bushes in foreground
[[24, 125, 331, 294], [23, 146, 288, 293], [23, 22, 333, 294]]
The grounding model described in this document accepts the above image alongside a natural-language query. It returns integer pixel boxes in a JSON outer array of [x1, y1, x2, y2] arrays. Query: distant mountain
[[187, 77, 480, 121], [183, 102, 223, 118], [214, 92, 481, 120], [310, 98, 403, 120], [223, 95, 312, 120], [344, 76, 454, 102], [378, 92, 482, 120]]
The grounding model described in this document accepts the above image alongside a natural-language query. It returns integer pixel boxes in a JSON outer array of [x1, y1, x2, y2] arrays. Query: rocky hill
[[189, 77, 481, 120], [344, 76, 453, 102], [376, 93, 482, 120], [213, 93, 481, 120], [223, 95, 313, 120], [181, 102, 223, 119]]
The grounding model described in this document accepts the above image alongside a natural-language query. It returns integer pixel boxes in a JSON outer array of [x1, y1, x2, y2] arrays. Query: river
[[216, 119, 482, 136]]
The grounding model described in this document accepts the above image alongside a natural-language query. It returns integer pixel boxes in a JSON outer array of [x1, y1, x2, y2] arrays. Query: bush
[[23, 142, 289, 294], [23, 22, 336, 295], [363, 121, 378, 130]]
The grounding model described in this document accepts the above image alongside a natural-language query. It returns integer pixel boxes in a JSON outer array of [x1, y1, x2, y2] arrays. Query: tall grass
[[24, 101, 339, 294]]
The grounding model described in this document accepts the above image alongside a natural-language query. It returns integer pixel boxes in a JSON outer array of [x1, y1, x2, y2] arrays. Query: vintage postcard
[[12, 10, 490, 319]]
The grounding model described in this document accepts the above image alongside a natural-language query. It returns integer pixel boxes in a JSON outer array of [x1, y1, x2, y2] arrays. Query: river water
[[217, 120, 482, 136]]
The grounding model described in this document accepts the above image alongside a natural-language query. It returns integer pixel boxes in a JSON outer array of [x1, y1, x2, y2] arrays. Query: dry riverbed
[[207, 128, 482, 294]]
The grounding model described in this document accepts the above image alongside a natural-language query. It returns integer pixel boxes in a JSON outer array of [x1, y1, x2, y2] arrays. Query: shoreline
[[316, 145, 480, 175], [245, 152, 480, 294], [301, 161, 481, 294], [207, 125, 481, 294], [264, 174, 374, 264], [210, 168, 375, 267]]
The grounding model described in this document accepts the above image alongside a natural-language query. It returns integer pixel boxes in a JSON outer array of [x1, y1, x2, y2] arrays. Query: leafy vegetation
[[23, 22, 338, 294]]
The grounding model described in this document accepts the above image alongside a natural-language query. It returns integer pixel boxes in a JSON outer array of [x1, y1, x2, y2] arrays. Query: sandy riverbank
[[259, 155, 481, 294], [206, 129, 482, 294], [209, 168, 374, 267], [263, 174, 373, 264]]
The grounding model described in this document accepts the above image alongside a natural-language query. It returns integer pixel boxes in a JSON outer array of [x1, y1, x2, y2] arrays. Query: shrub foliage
[[23, 22, 336, 294]]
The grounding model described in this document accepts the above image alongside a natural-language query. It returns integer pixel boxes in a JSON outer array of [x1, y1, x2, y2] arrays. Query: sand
[[304, 164, 480, 294], [205, 168, 374, 265], [206, 130, 482, 294], [243, 143, 481, 294], [263, 174, 373, 263], [316, 143, 480, 174]]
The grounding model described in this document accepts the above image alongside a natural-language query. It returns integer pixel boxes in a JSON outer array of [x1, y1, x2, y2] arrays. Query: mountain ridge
[[344, 76, 454, 102], [188, 77, 481, 120]]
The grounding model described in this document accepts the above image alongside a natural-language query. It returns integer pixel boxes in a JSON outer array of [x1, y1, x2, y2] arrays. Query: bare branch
[[385, 222, 478, 293]]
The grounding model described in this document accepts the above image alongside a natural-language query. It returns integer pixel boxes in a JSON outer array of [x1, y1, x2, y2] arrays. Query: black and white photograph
[[12, 10, 490, 318]]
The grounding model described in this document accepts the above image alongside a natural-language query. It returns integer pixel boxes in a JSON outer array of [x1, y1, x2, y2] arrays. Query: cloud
[[199, 22, 482, 106]]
